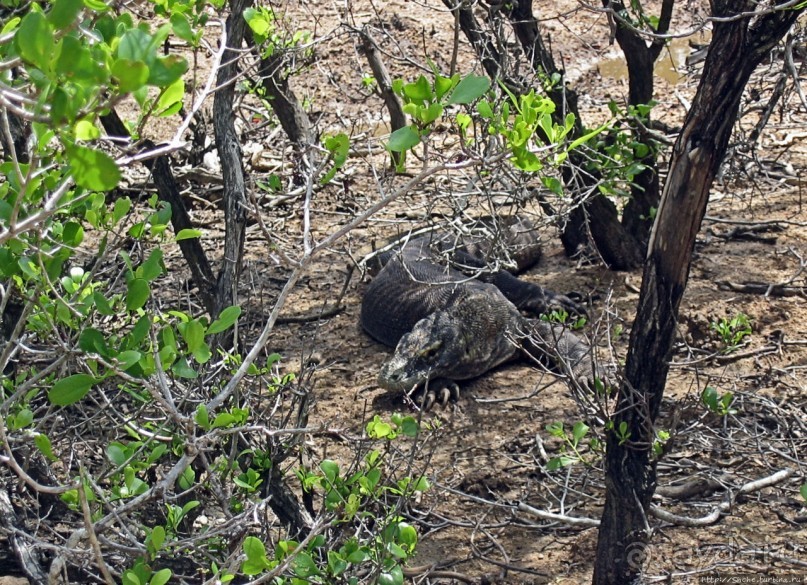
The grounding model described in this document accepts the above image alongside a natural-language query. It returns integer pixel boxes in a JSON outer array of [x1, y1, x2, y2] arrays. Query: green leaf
[[211, 412, 236, 429], [35, 434, 57, 461], [49, 374, 96, 406], [171, 357, 197, 379], [74, 120, 100, 141], [17, 11, 54, 70], [113, 197, 132, 224], [92, 292, 114, 315], [378, 565, 404, 585], [148, 55, 188, 87], [387, 126, 420, 153], [243, 7, 271, 37], [79, 328, 109, 356], [320, 133, 350, 184], [195, 405, 210, 430], [157, 78, 185, 115], [149, 525, 166, 551], [242, 536, 271, 575], [434, 74, 456, 100], [320, 460, 339, 484], [170, 13, 194, 42], [106, 443, 127, 466], [63, 221, 84, 246], [207, 305, 242, 335], [567, 120, 610, 152], [116, 350, 142, 370], [447, 75, 490, 105], [149, 568, 171, 585], [112, 59, 150, 93], [125, 278, 150, 310], [397, 522, 418, 547], [2, 17, 21, 34], [399, 416, 419, 438], [9, 408, 34, 430], [327, 551, 348, 576], [136, 249, 164, 281], [175, 228, 201, 242], [118, 28, 152, 62], [800, 484, 807, 502], [476, 100, 493, 120], [572, 421, 589, 443], [68, 146, 121, 191], [402, 75, 432, 103], [83, 0, 109, 12], [178, 319, 205, 351], [701, 386, 718, 411], [49, 0, 84, 29], [419, 103, 443, 125]]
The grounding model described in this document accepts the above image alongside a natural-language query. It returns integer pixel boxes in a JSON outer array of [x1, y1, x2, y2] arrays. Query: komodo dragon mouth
[[360, 217, 600, 404]]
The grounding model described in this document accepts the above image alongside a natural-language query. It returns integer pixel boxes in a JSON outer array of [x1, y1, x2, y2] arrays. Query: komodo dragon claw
[[404, 379, 461, 410]]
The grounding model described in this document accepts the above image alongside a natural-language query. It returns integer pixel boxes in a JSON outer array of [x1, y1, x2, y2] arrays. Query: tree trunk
[[359, 28, 407, 167], [100, 110, 217, 312], [603, 0, 672, 246], [213, 0, 252, 319], [593, 4, 803, 583], [252, 47, 315, 150]]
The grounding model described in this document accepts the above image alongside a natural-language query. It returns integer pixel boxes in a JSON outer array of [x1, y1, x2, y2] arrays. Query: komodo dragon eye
[[418, 342, 441, 360]]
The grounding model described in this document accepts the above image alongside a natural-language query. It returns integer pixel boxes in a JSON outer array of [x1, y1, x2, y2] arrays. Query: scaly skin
[[360, 219, 598, 402]]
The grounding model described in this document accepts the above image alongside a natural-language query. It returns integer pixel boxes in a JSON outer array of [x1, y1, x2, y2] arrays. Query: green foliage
[[320, 133, 350, 185], [386, 71, 489, 168], [710, 312, 752, 353], [540, 309, 587, 330], [243, 6, 311, 58], [653, 429, 670, 458], [545, 421, 602, 469], [228, 423, 429, 583], [701, 386, 737, 417], [588, 100, 659, 200]]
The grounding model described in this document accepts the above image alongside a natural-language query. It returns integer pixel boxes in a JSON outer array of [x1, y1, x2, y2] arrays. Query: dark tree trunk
[[593, 4, 803, 583], [213, 0, 252, 319], [604, 0, 672, 246], [443, 0, 503, 82], [100, 111, 217, 312], [0, 109, 31, 164], [359, 28, 407, 167], [252, 47, 315, 150]]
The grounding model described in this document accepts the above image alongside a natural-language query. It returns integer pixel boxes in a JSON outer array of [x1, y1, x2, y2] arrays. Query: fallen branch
[[649, 468, 792, 527], [717, 280, 805, 297], [517, 501, 601, 527]]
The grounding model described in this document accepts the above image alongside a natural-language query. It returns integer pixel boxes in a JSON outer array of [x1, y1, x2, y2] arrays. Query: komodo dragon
[[360, 218, 599, 406]]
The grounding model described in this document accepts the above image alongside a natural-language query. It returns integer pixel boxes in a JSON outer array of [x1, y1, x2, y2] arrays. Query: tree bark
[[359, 28, 407, 167], [604, 0, 672, 246], [213, 0, 252, 319], [593, 4, 803, 583], [251, 45, 315, 150], [100, 111, 217, 312]]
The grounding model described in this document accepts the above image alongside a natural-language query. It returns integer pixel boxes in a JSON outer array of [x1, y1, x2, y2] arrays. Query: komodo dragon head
[[377, 291, 521, 392]]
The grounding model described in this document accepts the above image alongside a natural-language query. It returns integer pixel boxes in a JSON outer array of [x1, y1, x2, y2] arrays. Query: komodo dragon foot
[[402, 378, 461, 410]]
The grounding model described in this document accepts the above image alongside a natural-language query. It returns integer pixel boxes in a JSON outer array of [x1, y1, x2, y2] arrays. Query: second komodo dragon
[[360, 217, 599, 406]]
